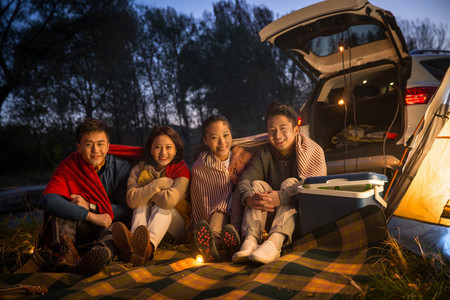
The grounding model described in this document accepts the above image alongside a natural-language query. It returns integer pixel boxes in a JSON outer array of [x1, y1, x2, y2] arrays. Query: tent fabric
[[1, 205, 387, 299], [392, 120, 450, 225], [385, 69, 450, 222], [388, 216, 450, 260]]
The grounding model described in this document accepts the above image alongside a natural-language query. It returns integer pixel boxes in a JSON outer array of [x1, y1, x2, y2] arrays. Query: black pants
[[44, 215, 117, 258]]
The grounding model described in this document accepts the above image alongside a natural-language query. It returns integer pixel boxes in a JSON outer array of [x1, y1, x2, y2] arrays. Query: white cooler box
[[297, 172, 388, 236]]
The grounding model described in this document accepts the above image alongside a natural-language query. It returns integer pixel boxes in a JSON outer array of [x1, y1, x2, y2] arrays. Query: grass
[[362, 233, 450, 299], [0, 213, 41, 274], [1, 213, 449, 299]]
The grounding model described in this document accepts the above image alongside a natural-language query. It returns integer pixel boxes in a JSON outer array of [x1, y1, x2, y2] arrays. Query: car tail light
[[405, 86, 437, 105], [386, 132, 398, 139]]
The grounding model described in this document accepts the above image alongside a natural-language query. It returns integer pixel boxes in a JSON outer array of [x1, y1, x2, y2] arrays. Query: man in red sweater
[[41, 118, 131, 276]]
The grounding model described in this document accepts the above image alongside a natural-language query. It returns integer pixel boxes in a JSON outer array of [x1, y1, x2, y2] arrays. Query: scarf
[[43, 152, 114, 219], [191, 146, 253, 225]]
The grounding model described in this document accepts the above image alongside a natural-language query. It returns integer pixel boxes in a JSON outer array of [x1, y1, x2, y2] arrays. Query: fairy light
[[196, 255, 204, 264], [338, 40, 345, 52]]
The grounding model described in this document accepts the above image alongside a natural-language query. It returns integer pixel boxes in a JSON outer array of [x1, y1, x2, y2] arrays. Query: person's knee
[[151, 205, 171, 215], [280, 178, 299, 190], [251, 180, 271, 193]]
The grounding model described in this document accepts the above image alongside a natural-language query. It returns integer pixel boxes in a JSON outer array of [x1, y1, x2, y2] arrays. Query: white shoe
[[249, 240, 280, 264], [232, 240, 258, 263]]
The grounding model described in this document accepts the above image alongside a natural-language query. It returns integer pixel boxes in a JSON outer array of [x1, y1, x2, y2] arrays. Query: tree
[[398, 18, 449, 50], [178, 0, 312, 138], [1, 0, 131, 113], [134, 6, 197, 148]]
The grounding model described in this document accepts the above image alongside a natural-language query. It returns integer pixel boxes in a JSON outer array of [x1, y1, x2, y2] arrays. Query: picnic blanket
[[0, 205, 387, 299]]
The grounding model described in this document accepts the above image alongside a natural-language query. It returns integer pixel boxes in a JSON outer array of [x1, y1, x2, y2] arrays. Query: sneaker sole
[[69, 247, 110, 277], [222, 224, 241, 253], [249, 253, 280, 264], [131, 225, 150, 266], [193, 221, 219, 262], [112, 222, 133, 261]]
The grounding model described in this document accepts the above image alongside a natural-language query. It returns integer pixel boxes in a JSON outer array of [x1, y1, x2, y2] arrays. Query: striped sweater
[[190, 147, 253, 226]]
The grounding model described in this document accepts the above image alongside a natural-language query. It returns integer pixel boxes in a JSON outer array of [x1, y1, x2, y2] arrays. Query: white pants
[[241, 178, 299, 245], [131, 203, 186, 249]]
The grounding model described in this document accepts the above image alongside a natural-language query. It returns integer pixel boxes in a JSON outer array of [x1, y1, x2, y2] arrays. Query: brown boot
[[112, 222, 133, 262], [130, 225, 154, 266], [66, 247, 111, 277], [54, 235, 79, 271]]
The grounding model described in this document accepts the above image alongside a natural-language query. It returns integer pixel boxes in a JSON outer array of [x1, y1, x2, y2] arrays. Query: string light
[[196, 255, 204, 264], [338, 40, 345, 52]]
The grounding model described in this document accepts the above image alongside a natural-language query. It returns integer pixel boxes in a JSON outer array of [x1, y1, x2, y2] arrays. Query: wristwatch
[[88, 203, 98, 213]]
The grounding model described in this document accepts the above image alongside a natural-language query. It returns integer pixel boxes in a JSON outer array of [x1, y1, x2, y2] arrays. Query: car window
[[420, 58, 450, 81], [306, 24, 387, 57], [320, 64, 397, 104]]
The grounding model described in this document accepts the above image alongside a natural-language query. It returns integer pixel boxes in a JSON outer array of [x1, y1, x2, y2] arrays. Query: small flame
[[29, 246, 35, 254], [338, 99, 345, 106]]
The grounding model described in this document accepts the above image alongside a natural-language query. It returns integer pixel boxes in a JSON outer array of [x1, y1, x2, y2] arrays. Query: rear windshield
[[420, 58, 450, 81], [306, 24, 387, 57]]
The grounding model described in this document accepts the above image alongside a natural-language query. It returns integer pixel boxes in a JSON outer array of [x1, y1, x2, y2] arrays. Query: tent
[[385, 67, 450, 259]]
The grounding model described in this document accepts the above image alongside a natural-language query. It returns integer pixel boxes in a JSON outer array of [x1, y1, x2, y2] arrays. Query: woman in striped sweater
[[112, 126, 191, 266], [191, 115, 254, 262]]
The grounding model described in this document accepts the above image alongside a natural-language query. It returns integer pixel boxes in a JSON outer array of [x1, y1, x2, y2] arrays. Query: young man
[[233, 102, 327, 264], [41, 118, 131, 276]]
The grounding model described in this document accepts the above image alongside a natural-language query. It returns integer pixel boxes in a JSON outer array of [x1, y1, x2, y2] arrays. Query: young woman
[[112, 126, 190, 266], [191, 115, 254, 261]]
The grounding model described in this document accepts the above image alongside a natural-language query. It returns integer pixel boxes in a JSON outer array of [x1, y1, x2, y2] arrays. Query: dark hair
[[201, 115, 231, 138], [193, 115, 231, 160], [264, 102, 298, 129], [76, 118, 110, 143], [143, 126, 184, 166]]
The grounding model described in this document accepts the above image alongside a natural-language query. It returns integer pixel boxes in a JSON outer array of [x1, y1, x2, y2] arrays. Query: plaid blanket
[[1, 205, 387, 299]]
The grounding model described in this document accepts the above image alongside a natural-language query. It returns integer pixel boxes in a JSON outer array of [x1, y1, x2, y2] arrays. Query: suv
[[403, 50, 450, 142], [259, 0, 412, 179]]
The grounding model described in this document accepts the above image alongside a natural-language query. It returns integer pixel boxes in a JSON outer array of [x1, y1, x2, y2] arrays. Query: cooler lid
[[304, 172, 388, 188]]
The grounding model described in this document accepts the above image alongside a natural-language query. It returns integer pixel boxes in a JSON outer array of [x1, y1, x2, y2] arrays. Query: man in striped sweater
[[233, 102, 326, 264]]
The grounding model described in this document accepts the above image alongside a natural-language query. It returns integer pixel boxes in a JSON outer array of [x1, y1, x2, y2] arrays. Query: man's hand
[[86, 212, 112, 228], [245, 191, 280, 212], [70, 194, 89, 210]]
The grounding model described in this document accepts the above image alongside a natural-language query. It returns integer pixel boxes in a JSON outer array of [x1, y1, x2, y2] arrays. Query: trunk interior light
[[338, 40, 345, 52], [405, 86, 437, 105]]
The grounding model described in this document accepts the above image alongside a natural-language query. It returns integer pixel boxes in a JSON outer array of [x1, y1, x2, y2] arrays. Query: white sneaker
[[232, 240, 258, 263], [249, 240, 280, 264]]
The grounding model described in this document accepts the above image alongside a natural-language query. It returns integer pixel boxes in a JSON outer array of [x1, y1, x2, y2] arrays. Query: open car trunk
[[307, 63, 405, 169], [259, 0, 411, 176]]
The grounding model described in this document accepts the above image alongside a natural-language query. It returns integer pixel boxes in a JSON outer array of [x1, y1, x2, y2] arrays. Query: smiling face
[[77, 131, 110, 168], [150, 134, 177, 171], [267, 115, 299, 157], [203, 121, 232, 161]]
